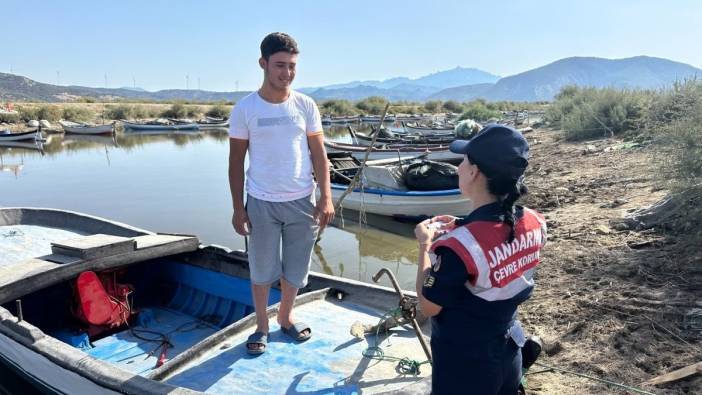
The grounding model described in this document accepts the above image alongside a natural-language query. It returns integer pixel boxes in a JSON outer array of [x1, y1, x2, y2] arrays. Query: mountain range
[[1, 56, 700, 103]]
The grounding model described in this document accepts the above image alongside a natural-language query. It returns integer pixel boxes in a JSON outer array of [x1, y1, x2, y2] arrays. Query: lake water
[[0, 124, 429, 291]]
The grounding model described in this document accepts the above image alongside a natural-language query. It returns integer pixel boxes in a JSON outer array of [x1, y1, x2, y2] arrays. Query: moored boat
[[196, 117, 230, 129], [0, 208, 433, 394], [0, 129, 40, 142], [402, 122, 455, 135], [59, 121, 115, 135], [325, 140, 463, 162], [349, 126, 455, 146], [122, 120, 200, 131], [326, 154, 469, 218]]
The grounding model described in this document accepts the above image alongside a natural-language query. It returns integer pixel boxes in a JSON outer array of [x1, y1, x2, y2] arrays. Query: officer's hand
[[431, 215, 459, 234], [233, 210, 251, 236], [415, 218, 437, 244]]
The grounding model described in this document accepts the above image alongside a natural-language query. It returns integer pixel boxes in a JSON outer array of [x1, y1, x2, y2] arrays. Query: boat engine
[[74, 270, 134, 336]]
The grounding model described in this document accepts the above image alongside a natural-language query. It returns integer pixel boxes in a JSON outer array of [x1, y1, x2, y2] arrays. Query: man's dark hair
[[260, 32, 299, 61]]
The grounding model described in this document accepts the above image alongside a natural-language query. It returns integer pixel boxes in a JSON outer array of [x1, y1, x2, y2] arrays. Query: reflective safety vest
[[430, 208, 547, 302]]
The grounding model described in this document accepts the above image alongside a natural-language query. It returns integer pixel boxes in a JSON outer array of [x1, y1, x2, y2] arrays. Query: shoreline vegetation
[[0, 96, 548, 125]]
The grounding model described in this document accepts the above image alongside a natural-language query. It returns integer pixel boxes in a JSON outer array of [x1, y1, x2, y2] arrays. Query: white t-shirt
[[229, 90, 324, 202]]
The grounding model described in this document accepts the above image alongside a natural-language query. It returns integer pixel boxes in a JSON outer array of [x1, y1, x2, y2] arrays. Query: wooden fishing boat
[[360, 115, 396, 123], [196, 117, 229, 129], [122, 120, 200, 131], [0, 129, 40, 142], [325, 140, 463, 162], [348, 127, 455, 146], [323, 115, 360, 125], [326, 154, 469, 218], [0, 207, 433, 394], [59, 121, 115, 135], [329, 184, 468, 218], [402, 122, 455, 135]]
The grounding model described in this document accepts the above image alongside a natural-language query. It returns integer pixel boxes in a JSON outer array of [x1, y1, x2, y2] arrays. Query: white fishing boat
[[402, 122, 455, 135], [329, 184, 469, 217], [324, 140, 463, 162], [122, 120, 200, 131], [59, 121, 115, 135], [326, 154, 469, 218], [196, 117, 230, 129], [0, 129, 40, 142]]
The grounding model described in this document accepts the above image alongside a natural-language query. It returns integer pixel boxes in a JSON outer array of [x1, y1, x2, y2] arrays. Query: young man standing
[[228, 32, 334, 355]]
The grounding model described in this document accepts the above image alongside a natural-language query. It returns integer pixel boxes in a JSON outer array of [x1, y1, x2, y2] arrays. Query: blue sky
[[4, 0, 701, 92]]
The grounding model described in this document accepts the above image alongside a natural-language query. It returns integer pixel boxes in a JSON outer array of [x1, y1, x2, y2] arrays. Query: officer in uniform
[[414, 125, 547, 394]]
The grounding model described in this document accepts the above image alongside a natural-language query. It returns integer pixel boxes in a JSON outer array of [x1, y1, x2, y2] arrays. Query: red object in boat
[[75, 271, 133, 328]]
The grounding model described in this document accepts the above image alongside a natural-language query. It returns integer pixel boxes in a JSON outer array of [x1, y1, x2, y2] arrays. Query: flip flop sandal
[[246, 332, 268, 355], [282, 322, 311, 342]]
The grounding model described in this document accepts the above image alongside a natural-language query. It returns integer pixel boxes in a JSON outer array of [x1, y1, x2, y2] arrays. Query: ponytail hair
[[487, 176, 528, 242]]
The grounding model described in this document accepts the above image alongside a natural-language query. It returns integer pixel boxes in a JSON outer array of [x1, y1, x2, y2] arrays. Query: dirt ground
[[517, 129, 701, 394]]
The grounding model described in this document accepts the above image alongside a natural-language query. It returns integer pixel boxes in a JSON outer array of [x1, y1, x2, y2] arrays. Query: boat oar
[[372, 268, 432, 363]]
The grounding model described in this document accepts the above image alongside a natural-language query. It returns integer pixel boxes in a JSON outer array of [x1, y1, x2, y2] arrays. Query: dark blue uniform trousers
[[431, 335, 522, 395]]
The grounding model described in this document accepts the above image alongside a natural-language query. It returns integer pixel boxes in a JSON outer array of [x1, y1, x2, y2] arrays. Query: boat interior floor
[[85, 307, 219, 375], [163, 297, 432, 394]]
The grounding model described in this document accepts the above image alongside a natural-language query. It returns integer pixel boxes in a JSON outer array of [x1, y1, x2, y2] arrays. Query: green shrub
[[458, 100, 501, 122], [105, 104, 134, 120], [423, 100, 442, 113], [319, 99, 357, 116], [62, 106, 95, 122], [355, 96, 388, 115], [185, 105, 202, 118], [546, 86, 649, 140], [0, 112, 21, 123], [206, 104, 231, 119], [161, 102, 188, 118], [23, 105, 63, 122], [442, 100, 464, 114]]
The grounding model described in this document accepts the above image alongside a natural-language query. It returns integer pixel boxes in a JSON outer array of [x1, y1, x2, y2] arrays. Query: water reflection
[[0, 123, 422, 290]]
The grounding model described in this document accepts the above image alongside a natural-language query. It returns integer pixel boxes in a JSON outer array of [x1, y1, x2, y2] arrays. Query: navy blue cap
[[449, 124, 529, 180]]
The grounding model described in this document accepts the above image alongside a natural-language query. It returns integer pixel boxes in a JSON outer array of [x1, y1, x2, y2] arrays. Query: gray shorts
[[246, 194, 319, 288]]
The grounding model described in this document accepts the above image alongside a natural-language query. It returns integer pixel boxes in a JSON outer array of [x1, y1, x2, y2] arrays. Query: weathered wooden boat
[[348, 127, 455, 146], [325, 140, 463, 162], [402, 122, 455, 135], [329, 184, 468, 218], [0, 129, 41, 142], [323, 115, 360, 125], [196, 117, 230, 129], [326, 155, 469, 218], [59, 121, 115, 135], [360, 115, 396, 123], [0, 208, 432, 394], [122, 120, 200, 131]]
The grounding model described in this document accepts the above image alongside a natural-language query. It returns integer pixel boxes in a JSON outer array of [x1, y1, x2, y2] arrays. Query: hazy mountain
[[0, 72, 250, 103], [303, 67, 500, 95], [2, 56, 700, 103], [427, 83, 495, 101], [431, 56, 702, 102]]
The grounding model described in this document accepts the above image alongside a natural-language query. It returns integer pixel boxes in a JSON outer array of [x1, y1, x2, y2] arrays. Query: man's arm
[[307, 133, 335, 230], [229, 138, 250, 235]]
